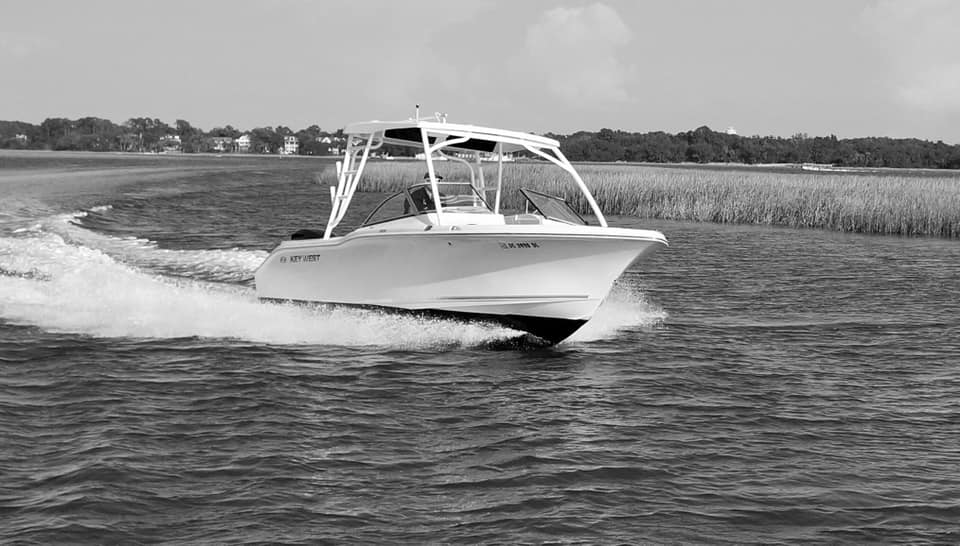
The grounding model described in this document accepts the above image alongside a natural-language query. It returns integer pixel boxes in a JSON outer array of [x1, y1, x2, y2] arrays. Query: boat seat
[[504, 214, 543, 225]]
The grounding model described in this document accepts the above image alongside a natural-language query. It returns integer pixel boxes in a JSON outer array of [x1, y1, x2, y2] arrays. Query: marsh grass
[[318, 161, 960, 238]]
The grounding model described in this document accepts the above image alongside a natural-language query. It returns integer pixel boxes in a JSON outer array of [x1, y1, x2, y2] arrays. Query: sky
[[1, 0, 959, 143]]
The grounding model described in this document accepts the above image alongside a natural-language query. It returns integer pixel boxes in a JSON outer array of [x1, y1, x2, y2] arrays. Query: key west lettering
[[283, 254, 323, 264]]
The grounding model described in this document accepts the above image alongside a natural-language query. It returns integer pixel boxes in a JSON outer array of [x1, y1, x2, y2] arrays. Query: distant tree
[[945, 147, 960, 169], [295, 124, 327, 155], [63, 117, 121, 151], [298, 139, 324, 155], [250, 126, 281, 153], [209, 125, 242, 139], [176, 119, 204, 153], [686, 142, 714, 163], [0, 120, 43, 149], [116, 132, 138, 152], [124, 117, 170, 152], [40, 117, 74, 146]]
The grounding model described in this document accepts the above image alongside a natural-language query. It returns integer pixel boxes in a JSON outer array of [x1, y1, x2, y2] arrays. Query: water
[[2, 152, 959, 544]]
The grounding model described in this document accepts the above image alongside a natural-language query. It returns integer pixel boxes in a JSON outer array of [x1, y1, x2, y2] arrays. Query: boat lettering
[[498, 241, 540, 249], [284, 254, 323, 264]]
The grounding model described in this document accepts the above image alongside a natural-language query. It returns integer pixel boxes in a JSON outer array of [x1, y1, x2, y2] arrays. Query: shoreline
[[0, 148, 337, 162]]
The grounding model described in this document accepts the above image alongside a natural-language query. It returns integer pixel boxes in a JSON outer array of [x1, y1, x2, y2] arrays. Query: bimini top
[[344, 119, 560, 154]]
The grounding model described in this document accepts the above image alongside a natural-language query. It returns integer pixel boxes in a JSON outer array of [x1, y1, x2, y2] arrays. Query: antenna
[[415, 104, 420, 121]]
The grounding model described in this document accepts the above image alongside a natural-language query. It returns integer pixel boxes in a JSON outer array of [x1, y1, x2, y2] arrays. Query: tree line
[[2, 117, 960, 169], [0, 117, 342, 155], [549, 126, 960, 169]]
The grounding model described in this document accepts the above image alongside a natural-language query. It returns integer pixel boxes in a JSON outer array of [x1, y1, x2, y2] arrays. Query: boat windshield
[[361, 192, 409, 226], [361, 182, 492, 227], [408, 182, 491, 212], [520, 189, 587, 225]]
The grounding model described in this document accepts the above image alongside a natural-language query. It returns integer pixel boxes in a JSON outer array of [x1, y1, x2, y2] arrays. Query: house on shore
[[211, 136, 234, 153], [159, 134, 181, 152], [236, 134, 251, 153], [282, 135, 299, 155], [317, 135, 344, 155]]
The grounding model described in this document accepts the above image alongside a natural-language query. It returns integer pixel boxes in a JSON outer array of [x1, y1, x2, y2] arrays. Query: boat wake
[[54, 207, 264, 284], [0, 206, 663, 349]]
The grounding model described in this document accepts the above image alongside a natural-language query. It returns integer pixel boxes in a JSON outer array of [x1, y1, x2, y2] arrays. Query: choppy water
[[2, 153, 959, 544]]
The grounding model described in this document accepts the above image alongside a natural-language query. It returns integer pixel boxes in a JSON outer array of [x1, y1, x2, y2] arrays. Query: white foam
[[47, 211, 266, 283], [12, 224, 42, 234], [0, 231, 518, 348], [565, 282, 666, 343]]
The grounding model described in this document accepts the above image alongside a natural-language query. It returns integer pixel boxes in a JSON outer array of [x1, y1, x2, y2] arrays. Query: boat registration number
[[498, 241, 540, 249]]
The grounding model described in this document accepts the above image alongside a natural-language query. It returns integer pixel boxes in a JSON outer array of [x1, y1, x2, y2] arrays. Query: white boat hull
[[255, 225, 666, 342]]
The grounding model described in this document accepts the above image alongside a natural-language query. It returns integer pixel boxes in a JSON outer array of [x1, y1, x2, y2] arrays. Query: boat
[[255, 112, 667, 343]]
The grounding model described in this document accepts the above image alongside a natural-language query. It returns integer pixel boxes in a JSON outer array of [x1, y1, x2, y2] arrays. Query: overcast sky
[[2, 0, 958, 142]]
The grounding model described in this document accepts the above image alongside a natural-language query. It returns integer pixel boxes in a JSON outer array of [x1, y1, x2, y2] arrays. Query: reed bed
[[319, 161, 960, 238]]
